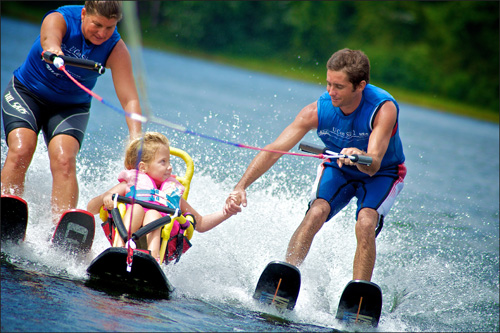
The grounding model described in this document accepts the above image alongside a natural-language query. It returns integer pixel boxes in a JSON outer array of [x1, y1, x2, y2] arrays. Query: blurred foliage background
[[2, 1, 498, 122]]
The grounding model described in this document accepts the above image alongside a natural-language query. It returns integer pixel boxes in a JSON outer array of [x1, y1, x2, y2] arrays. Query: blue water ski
[[52, 209, 95, 253], [335, 280, 382, 327], [253, 261, 301, 310], [1, 195, 28, 244]]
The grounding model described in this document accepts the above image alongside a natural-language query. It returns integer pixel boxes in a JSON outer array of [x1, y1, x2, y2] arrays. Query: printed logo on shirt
[[318, 128, 369, 143], [63, 45, 89, 60]]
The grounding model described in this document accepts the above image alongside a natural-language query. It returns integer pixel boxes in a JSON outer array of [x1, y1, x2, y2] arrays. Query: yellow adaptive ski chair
[[99, 147, 196, 264]]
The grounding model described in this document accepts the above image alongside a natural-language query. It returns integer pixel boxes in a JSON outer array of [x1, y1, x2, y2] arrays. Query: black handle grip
[[108, 194, 176, 242], [110, 207, 129, 242], [298, 142, 326, 155], [351, 154, 373, 166], [132, 215, 172, 240], [42, 50, 58, 62], [42, 51, 105, 74]]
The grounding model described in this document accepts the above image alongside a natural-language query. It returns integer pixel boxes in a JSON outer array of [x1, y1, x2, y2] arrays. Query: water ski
[[52, 209, 95, 253], [335, 280, 382, 327], [253, 261, 301, 310], [1, 195, 28, 244], [86, 247, 174, 298]]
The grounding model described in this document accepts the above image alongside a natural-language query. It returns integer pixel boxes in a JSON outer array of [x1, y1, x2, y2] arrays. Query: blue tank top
[[317, 84, 405, 172], [13, 5, 121, 105]]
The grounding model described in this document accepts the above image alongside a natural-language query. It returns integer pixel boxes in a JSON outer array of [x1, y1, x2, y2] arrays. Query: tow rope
[[42, 50, 327, 161]]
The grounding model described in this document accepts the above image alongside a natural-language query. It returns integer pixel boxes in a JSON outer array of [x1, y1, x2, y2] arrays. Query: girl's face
[[141, 145, 172, 186]]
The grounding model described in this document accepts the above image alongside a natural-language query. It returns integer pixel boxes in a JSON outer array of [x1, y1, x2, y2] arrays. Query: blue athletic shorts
[[2, 76, 90, 148], [308, 160, 406, 224]]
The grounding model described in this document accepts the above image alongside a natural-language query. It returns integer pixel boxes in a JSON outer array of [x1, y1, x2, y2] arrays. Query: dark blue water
[[2, 17, 499, 332]]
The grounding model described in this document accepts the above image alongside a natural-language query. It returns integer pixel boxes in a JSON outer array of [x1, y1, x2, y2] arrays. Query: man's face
[[326, 70, 365, 114]]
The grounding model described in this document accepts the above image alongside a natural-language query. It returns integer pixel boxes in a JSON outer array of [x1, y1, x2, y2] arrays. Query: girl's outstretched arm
[[180, 198, 239, 233]]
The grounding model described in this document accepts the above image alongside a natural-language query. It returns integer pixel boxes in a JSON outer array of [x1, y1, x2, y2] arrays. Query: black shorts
[[2, 76, 91, 148]]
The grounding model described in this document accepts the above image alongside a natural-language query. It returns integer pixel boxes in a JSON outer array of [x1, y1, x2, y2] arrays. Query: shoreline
[[141, 38, 499, 124], [2, 11, 497, 124]]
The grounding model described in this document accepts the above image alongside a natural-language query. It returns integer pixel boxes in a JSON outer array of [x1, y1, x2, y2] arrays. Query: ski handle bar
[[299, 142, 373, 166], [42, 50, 105, 74], [110, 194, 179, 242]]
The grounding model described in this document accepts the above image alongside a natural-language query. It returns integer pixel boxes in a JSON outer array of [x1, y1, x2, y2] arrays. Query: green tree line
[[3, 1, 499, 118], [136, 1, 498, 114]]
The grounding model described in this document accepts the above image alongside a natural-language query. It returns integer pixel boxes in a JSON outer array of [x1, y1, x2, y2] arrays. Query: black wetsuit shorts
[[2, 76, 90, 148]]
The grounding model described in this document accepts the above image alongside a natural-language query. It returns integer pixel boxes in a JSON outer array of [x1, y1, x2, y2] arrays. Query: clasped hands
[[223, 189, 245, 216]]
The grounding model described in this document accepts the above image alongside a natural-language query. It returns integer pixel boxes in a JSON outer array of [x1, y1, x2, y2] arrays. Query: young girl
[[87, 132, 239, 260]]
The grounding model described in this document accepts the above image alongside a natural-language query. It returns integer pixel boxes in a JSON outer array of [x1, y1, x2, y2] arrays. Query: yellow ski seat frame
[[159, 147, 195, 263], [99, 146, 195, 263]]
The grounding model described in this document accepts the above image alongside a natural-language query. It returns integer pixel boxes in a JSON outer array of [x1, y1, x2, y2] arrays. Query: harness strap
[[126, 187, 180, 208], [164, 215, 196, 264], [126, 239, 137, 272]]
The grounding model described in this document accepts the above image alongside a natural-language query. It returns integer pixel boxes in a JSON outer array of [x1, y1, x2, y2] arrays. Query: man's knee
[[301, 199, 331, 234], [307, 199, 331, 221], [356, 208, 378, 235]]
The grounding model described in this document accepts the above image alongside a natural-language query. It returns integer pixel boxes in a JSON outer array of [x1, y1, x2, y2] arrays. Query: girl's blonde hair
[[124, 132, 169, 170]]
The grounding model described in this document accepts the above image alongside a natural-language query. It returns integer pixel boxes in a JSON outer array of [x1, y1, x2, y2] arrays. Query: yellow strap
[[118, 202, 126, 217], [184, 215, 195, 240], [99, 203, 126, 222], [99, 206, 108, 222]]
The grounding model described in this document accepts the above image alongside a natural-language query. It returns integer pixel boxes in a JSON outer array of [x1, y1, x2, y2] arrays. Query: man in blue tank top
[[1, 1, 143, 222], [225, 49, 406, 283]]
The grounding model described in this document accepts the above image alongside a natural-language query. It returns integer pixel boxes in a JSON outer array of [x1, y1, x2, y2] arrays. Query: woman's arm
[[106, 39, 142, 139], [40, 12, 66, 56]]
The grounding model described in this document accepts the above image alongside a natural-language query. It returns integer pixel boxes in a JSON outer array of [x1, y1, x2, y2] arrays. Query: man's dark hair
[[327, 48, 370, 88]]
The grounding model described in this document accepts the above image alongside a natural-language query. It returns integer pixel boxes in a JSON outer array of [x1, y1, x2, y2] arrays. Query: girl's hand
[[223, 189, 245, 216], [102, 192, 114, 210]]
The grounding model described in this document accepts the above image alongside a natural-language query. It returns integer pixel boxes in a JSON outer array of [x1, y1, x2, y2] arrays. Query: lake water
[[1, 17, 499, 332]]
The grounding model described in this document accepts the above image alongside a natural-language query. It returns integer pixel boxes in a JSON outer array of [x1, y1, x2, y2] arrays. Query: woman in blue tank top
[[1, 1, 143, 223], [225, 48, 406, 286]]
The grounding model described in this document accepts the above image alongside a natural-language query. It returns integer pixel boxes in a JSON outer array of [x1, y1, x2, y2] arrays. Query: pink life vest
[[118, 170, 185, 214], [117, 170, 192, 263]]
